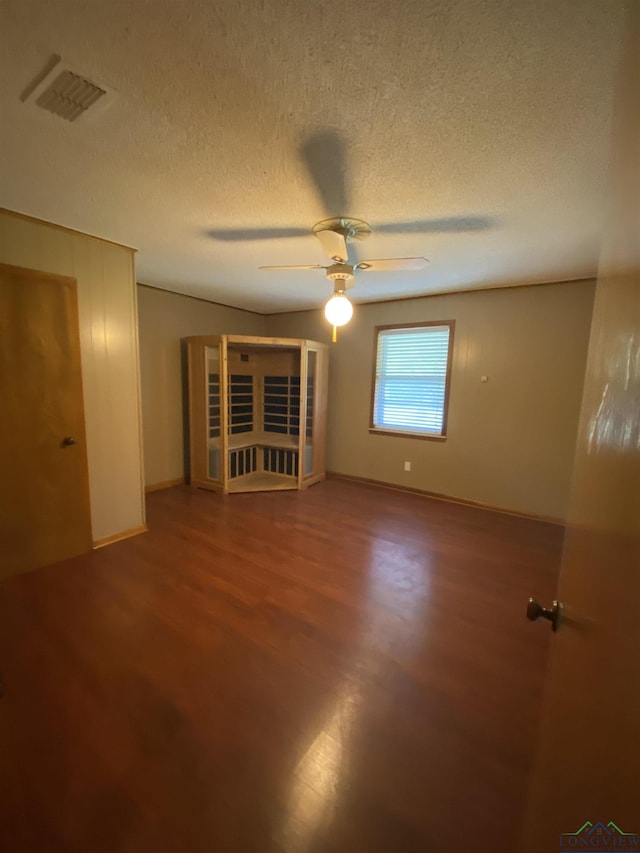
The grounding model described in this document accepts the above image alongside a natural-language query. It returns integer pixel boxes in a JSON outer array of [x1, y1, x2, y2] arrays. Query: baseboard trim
[[145, 477, 185, 493], [326, 472, 565, 526], [93, 524, 148, 549], [301, 472, 326, 489]]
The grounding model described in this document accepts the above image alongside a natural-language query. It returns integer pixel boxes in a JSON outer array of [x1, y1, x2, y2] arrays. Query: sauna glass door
[[301, 343, 326, 482], [189, 335, 325, 494], [205, 342, 223, 484]]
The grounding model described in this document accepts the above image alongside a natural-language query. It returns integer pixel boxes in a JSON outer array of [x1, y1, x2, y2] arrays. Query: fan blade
[[315, 229, 348, 263], [206, 227, 308, 241], [356, 257, 429, 272], [300, 130, 349, 216], [258, 264, 325, 271], [376, 216, 493, 234]]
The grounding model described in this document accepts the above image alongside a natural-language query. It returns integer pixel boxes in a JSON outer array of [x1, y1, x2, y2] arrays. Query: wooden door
[[520, 7, 639, 848], [0, 263, 92, 578]]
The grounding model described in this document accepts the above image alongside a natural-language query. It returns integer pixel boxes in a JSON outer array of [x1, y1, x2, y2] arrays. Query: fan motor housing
[[326, 263, 355, 289]]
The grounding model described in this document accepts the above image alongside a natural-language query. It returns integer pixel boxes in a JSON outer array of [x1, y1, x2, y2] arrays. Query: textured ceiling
[[0, 0, 629, 312]]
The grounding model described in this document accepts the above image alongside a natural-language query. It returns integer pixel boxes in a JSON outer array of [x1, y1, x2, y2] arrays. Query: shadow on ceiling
[[204, 128, 496, 243]]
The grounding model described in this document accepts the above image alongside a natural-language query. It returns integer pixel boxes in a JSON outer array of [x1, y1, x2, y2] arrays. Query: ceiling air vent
[[21, 56, 116, 123], [36, 70, 106, 121]]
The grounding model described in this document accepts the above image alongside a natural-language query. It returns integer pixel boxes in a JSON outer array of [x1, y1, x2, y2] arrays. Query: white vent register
[[36, 70, 106, 121], [21, 56, 115, 123]]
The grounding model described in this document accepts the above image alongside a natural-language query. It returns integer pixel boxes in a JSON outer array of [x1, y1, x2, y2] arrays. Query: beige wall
[[137, 285, 265, 487], [0, 210, 145, 542], [266, 281, 595, 520]]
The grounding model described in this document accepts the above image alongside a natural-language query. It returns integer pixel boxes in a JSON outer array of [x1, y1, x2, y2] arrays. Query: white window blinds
[[373, 325, 452, 435]]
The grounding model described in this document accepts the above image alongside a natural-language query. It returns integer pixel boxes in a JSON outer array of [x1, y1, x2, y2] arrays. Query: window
[[370, 321, 454, 439]]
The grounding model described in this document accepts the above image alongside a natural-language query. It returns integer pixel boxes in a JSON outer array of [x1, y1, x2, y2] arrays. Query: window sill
[[368, 428, 447, 442]]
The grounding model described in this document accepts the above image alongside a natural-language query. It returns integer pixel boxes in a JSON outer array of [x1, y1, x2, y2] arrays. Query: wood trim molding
[[0, 261, 76, 286], [93, 524, 148, 549], [368, 428, 447, 442], [264, 277, 596, 316], [0, 207, 137, 253], [136, 275, 595, 319], [326, 471, 565, 526], [145, 478, 186, 493], [137, 282, 263, 316], [301, 472, 326, 489]]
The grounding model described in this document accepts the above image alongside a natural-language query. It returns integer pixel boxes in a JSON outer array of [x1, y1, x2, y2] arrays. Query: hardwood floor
[[0, 480, 563, 853]]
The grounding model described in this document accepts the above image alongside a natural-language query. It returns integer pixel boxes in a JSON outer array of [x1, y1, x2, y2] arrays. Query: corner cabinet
[[186, 335, 328, 494]]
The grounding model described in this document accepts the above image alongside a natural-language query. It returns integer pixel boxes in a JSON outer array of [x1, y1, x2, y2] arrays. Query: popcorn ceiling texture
[[0, 0, 629, 312]]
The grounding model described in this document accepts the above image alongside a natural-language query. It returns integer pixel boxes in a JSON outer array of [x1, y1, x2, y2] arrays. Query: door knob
[[527, 598, 561, 632], [62, 436, 76, 447]]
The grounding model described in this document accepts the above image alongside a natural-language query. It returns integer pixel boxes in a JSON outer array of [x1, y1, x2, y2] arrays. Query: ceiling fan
[[206, 129, 491, 336], [258, 216, 428, 337], [259, 216, 428, 286]]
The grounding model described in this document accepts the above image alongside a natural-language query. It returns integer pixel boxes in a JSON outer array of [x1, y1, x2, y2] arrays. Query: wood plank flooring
[[0, 480, 563, 853]]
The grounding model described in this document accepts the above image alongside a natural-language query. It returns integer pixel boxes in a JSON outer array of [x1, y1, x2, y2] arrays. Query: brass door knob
[[527, 597, 561, 632]]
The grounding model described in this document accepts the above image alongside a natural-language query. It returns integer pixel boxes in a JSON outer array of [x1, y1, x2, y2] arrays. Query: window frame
[[369, 319, 455, 441]]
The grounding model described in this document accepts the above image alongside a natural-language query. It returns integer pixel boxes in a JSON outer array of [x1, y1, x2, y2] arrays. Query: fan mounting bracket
[[313, 217, 372, 243]]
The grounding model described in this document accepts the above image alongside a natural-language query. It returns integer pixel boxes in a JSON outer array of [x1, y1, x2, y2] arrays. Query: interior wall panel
[[136, 285, 266, 488], [0, 210, 145, 542], [266, 281, 595, 521]]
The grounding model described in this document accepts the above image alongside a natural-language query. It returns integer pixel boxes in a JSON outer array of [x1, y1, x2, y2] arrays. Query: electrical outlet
[[404, 461, 411, 472]]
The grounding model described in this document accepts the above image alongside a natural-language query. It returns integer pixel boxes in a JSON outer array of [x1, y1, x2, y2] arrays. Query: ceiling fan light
[[324, 291, 353, 327]]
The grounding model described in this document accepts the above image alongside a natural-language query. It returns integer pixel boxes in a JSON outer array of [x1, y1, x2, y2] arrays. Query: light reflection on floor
[[281, 679, 361, 850], [281, 535, 433, 849]]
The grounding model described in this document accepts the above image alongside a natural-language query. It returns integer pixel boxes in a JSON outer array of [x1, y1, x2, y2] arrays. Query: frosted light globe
[[324, 292, 353, 327]]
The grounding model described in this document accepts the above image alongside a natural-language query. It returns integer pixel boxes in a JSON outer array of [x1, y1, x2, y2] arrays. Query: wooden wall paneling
[[0, 210, 145, 544], [225, 335, 304, 347], [226, 346, 300, 378], [94, 242, 145, 537], [226, 349, 256, 374], [255, 348, 301, 377]]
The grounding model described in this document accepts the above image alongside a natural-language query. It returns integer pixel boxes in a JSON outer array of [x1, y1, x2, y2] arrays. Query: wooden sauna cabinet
[[186, 335, 328, 494]]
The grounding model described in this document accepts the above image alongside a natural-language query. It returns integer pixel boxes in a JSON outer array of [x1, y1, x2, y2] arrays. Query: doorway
[[0, 263, 92, 579]]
